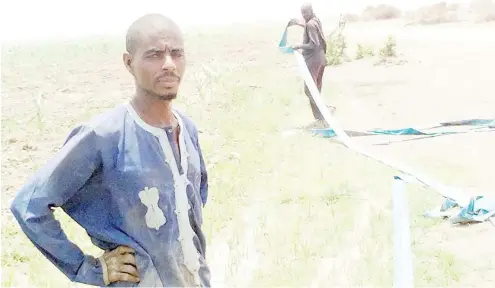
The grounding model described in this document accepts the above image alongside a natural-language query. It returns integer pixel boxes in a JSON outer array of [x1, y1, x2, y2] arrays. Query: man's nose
[[162, 53, 176, 70]]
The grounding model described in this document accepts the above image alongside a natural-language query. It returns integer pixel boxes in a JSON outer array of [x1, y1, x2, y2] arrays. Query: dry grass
[[2, 18, 495, 288]]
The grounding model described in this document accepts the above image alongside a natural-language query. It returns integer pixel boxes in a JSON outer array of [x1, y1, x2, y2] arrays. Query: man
[[288, 3, 328, 123], [11, 14, 210, 287]]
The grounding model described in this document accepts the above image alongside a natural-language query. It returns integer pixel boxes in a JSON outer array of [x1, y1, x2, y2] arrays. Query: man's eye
[[172, 51, 184, 57]]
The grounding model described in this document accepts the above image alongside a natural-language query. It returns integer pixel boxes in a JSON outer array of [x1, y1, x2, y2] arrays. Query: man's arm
[[287, 18, 305, 28], [198, 141, 208, 207], [292, 21, 321, 51], [193, 128, 208, 207], [10, 125, 105, 286], [174, 111, 209, 206]]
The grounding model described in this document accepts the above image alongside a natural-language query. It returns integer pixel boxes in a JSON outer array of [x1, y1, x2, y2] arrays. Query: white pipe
[[392, 176, 414, 288]]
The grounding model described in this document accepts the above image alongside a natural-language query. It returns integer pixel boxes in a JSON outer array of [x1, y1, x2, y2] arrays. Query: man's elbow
[[10, 199, 20, 219], [10, 191, 30, 223], [10, 182, 41, 223]]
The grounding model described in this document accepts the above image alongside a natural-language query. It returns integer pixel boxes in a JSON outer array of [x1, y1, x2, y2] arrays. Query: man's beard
[[156, 93, 177, 101], [145, 88, 177, 101]]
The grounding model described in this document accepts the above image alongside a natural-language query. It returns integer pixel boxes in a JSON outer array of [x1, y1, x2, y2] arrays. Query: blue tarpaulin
[[278, 27, 294, 54], [425, 195, 495, 224], [312, 119, 495, 138]]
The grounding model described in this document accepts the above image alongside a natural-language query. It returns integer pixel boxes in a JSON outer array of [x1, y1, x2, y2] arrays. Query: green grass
[[1, 21, 490, 287]]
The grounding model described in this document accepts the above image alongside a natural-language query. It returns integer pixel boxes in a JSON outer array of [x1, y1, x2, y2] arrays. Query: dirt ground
[[326, 20, 495, 286], [331, 20, 495, 193]]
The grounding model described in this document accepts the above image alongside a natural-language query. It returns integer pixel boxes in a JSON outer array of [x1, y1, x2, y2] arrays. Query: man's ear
[[123, 52, 134, 75]]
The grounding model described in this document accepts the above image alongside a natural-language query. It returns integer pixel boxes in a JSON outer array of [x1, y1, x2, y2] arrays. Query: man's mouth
[[158, 76, 179, 83]]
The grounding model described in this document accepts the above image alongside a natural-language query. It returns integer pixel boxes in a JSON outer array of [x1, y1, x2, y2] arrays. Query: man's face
[[301, 7, 312, 22], [125, 30, 185, 100]]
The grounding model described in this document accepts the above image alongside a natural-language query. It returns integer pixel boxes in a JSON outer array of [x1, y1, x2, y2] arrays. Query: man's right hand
[[100, 246, 140, 285]]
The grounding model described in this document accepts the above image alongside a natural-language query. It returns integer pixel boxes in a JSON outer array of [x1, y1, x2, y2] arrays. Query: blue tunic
[[10, 103, 210, 287]]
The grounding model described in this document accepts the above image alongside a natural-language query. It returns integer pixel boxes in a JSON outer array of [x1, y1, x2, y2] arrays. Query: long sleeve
[[305, 21, 321, 49], [173, 110, 209, 206], [10, 125, 106, 286], [187, 121, 209, 206], [197, 139, 209, 207]]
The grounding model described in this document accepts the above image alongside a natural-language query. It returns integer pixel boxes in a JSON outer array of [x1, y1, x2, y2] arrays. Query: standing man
[[11, 13, 210, 287], [288, 3, 328, 124]]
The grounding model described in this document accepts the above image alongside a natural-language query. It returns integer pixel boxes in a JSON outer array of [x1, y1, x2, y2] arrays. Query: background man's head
[[123, 14, 185, 101], [301, 3, 314, 22]]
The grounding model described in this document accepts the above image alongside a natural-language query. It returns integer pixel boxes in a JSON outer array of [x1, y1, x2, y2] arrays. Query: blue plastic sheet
[[425, 195, 495, 224], [278, 27, 294, 54], [312, 119, 495, 138]]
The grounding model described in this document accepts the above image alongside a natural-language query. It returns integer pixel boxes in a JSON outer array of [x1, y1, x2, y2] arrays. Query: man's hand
[[290, 44, 301, 50], [287, 18, 305, 27], [100, 246, 140, 285]]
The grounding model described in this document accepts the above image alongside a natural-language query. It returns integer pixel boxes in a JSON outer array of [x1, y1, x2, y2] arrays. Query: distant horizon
[[1, 0, 472, 43]]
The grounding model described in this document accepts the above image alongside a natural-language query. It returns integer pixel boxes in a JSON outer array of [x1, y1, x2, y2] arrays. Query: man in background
[[288, 3, 329, 125]]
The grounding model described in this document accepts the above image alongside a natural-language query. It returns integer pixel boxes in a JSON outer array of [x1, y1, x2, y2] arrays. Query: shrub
[[325, 31, 349, 66], [378, 35, 397, 62], [355, 44, 375, 60]]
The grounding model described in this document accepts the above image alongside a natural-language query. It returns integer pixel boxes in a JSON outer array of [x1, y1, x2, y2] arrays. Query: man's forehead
[[126, 14, 184, 53], [139, 29, 184, 50], [301, 3, 312, 11], [149, 29, 182, 42]]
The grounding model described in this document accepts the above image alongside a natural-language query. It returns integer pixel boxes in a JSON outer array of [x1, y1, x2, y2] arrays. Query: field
[[2, 14, 495, 287]]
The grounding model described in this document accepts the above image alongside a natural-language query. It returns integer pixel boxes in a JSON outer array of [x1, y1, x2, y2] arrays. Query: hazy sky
[[1, 0, 470, 42]]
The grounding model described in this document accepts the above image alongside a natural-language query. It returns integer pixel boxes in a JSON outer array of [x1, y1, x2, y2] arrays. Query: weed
[[355, 44, 375, 60]]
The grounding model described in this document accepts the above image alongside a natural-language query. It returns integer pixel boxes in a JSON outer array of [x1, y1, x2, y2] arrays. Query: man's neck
[[306, 14, 315, 23], [130, 93, 177, 129]]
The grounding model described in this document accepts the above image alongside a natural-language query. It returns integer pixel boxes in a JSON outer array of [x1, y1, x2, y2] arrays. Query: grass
[[379, 35, 397, 59], [2, 20, 494, 287], [356, 43, 375, 60], [326, 30, 350, 66]]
